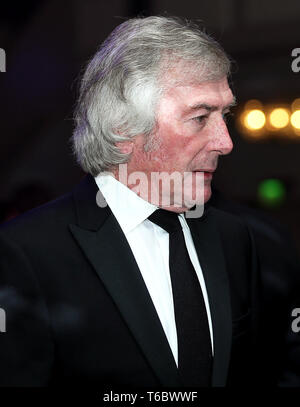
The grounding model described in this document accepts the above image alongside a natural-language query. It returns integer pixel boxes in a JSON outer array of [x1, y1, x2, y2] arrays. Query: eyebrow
[[186, 96, 237, 114]]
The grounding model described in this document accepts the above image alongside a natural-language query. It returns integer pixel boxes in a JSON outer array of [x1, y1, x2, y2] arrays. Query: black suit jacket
[[210, 188, 300, 386], [0, 175, 262, 386]]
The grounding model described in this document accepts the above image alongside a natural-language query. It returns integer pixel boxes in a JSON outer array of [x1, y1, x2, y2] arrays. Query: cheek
[[158, 123, 191, 155], [132, 144, 171, 171], [134, 123, 206, 172], [167, 133, 206, 165], [162, 137, 203, 171]]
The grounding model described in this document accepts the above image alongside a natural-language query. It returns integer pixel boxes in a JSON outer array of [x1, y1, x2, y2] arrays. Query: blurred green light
[[257, 179, 286, 208]]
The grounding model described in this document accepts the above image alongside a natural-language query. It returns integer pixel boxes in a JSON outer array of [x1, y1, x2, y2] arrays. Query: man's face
[[126, 76, 234, 211]]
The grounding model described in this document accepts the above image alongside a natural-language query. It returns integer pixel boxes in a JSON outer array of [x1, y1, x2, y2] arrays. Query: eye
[[192, 115, 209, 125]]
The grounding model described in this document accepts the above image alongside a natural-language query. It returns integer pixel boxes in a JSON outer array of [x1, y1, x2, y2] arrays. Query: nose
[[210, 117, 233, 156]]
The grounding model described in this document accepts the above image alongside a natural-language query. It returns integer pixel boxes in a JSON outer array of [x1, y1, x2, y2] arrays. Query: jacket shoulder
[[208, 205, 250, 235], [0, 191, 75, 242]]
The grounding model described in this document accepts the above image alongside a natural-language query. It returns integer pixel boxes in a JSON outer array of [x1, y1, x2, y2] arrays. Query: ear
[[115, 140, 134, 154]]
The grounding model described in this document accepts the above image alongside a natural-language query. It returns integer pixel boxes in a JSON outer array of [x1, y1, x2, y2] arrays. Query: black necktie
[[148, 209, 212, 387]]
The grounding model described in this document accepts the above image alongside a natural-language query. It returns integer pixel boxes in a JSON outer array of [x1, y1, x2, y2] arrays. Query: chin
[[189, 185, 212, 206]]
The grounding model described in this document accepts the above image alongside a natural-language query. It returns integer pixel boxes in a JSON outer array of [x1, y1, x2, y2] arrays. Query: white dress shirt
[[94, 173, 214, 365]]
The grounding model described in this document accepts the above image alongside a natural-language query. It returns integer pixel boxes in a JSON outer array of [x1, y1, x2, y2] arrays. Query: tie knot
[[148, 209, 182, 234]]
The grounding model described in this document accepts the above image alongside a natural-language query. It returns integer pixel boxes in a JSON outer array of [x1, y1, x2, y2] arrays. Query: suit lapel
[[187, 209, 232, 387], [69, 175, 182, 386]]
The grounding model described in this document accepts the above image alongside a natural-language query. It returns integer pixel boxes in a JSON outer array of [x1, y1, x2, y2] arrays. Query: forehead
[[157, 77, 234, 118]]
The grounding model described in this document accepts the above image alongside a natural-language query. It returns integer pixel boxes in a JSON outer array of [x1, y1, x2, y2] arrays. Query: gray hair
[[72, 16, 231, 176]]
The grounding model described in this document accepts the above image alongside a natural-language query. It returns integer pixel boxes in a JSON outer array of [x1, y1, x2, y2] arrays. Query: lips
[[192, 169, 215, 181]]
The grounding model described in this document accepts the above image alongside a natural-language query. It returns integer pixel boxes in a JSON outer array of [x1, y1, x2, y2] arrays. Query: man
[[0, 16, 263, 386]]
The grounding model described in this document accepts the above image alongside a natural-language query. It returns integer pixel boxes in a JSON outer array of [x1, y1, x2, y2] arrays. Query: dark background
[[0, 0, 299, 252]]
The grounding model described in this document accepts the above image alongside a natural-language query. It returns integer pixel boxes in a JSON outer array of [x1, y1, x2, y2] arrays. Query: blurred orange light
[[291, 110, 300, 130], [244, 99, 263, 110], [269, 108, 289, 129], [291, 99, 300, 111], [244, 109, 266, 130]]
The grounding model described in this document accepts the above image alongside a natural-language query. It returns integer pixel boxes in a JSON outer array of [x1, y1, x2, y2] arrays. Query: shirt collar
[[94, 173, 159, 234]]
